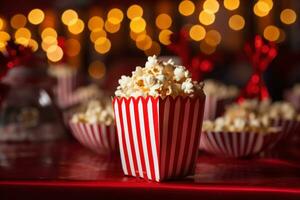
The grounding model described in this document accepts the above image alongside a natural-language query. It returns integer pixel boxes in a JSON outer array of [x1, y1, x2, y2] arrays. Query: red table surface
[[1, 138, 300, 200]]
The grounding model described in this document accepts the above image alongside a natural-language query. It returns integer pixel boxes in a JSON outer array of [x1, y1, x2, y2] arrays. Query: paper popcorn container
[[113, 95, 205, 182], [69, 122, 118, 154], [54, 73, 78, 109], [203, 95, 234, 120], [200, 131, 278, 158], [284, 90, 300, 112], [271, 119, 300, 142]]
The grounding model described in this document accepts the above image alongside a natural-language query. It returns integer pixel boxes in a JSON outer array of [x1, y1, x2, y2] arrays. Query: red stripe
[[117, 99, 132, 175], [133, 98, 148, 180], [105, 126, 113, 151], [143, 98, 156, 180], [125, 99, 139, 177]]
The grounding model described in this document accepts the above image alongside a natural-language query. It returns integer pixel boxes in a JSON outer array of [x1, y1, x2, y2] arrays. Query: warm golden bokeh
[[155, 13, 172, 30], [61, 9, 78, 26], [68, 19, 85, 34], [94, 37, 111, 54], [159, 29, 172, 45], [10, 14, 27, 29], [189, 25, 206, 41], [203, 0, 220, 14], [66, 38, 81, 57], [127, 4, 143, 19], [145, 41, 161, 56], [41, 28, 57, 39], [105, 21, 121, 33], [88, 61, 106, 79], [228, 15, 245, 31], [205, 30, 221, 46], [136, 34, 152, 50], [107, 8, 124, 25], [15, 27, 31, 39], [90, 28, 107, 42], [280, 9, 297, 25], [263, 25, 280, 41], [178, 0, 195, 16], [199, 10, 215, 25], [223, 0, 240, 11], [88, 16, 104, 31], [46, 45, 64, 62], [130, 17, 146, 33], [28, 9, 44, 25]]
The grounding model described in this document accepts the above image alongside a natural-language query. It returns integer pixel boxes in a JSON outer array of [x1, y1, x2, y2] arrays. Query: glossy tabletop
[[1, 138, 300, 200]]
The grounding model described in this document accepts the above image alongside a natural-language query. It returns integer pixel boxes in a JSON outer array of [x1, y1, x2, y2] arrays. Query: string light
[[130, 17, 146, 33], [280, 9, 297, 25], [46, 45, 63, 62], [159, 29, 172, 45], [199, 10, 215, 25], [189, 25, 206, 41], [203, 0, 220, 14], [228, 15, 245, 31], [224, 0, 240, 11], [127, 5, 143, 19], [61, 9, 78, 26], [10, 14, 27, 29], [28, 9, 44, 25], [107, 8, 124, 25], [205, 30, 221, 46], [90, 28, 107, 42], [88, 61, 106, 79], [263, 25, 279, 41], [155, 13, 172, 30], [68, 19, 85, 34], [88, 16, 104, 31], [105, 21, 120, 33], [178, 0, 195, 16], [66, 38, 81, 57], [94, 37, 111, 54]]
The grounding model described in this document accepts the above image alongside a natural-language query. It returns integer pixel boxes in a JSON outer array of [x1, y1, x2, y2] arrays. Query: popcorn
[[203, 79, 238, 99], [71, 99, 114, 125], [115, 55, 204, 98]]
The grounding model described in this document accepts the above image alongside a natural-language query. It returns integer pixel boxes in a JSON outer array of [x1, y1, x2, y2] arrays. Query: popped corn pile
[[203, 79, 238, 99], [115, 55, 204, 98], [71, 99, 114, 125]]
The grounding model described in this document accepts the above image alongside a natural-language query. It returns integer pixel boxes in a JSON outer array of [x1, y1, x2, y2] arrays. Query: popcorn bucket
[[203, 95, 234, 120], [69, 122, 118, 154], [54, 72, 78, 109], [271, 119, 300, 143], [284, 90, 300, 112], [113, 96, 205, 182], [200, 131, 278, 158]]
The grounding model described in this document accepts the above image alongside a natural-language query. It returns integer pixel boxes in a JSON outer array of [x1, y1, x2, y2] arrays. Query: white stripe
[[129, 100, 144, 178], [160, 98, 170, 180], [253, 134, 263, 153], [168, 100, 181, 177], [215, 132, 226, 154], [147, 100, 160, 181], [79, 123, 90, 146], [207, 132, 220, 154], [184, 100, 200, 174], [138, 100, 152, 180], [175, 100, 190, 176], [91, 124, 102, 149], [114, 101, 128, 175], [85, 124, 97, 148], [121, 101, 136, 176], [223, 131, 233, 157]]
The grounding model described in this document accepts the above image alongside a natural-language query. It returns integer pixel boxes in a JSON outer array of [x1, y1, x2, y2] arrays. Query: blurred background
[[0, 0, 299, 99]]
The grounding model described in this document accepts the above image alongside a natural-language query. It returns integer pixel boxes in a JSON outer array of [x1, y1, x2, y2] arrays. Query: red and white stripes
[[113, 96, 205, 182], [54, 74, 78, 108], [69, 122, 117, 154], [271, 119, 300, 142], [203, 95, 218, 120], [200, 131, 278, 158]]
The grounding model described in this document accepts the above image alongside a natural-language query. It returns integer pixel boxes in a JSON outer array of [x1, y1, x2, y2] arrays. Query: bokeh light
[[41, 28, 57, 39], [200, 41, 216, 55], [203, 0, 220, 14], [68, 19, 85, 34], [28, 39, 38, 52], [228, 15, 245, 31], [15, 37, 30, 46], [61, 9, 78, 26], [178, 0, 195, 16], [189, 25, 206, 41], [159, 29, 172, 45], [130, 30, 146, 41], [224, 0, 240, 11], [15, 27, 31, 39], [107, 8, 124, 25], [155, 13, 172, 30], [46, 45, 63, 62], [130, 17, 146, 33], [263, 25, 280, 41], [0, 18, 5, 30], [66, 38, 81, 57], [105, 21, 121, 33], [10, 14, 27, 29], [136, 34, 152, 50], [280, 9, 297, 25], [88, 16, 104, 31], [28, 9, 44, 25], [127, 4, 143, 19], [0, 31, 10, 41], [253, 1, 272, 17], [94, 37, 111, 54], [90, 28, 107, 42], [205, 30, 221, 46], [88, 61, 106, 79], [145, 41, 161, 56], [199, 10, 215, 25]]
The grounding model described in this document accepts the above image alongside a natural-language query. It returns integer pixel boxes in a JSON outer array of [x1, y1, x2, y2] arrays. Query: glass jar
[[0, 66, 66, 142]]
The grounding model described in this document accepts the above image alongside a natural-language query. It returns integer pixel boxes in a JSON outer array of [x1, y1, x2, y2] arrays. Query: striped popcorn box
[[203, 95, 234, 120], [69, 122, 118, 154], [113, 95, 205, 182], [200, 131, 278, 158], [271, 119, 300, 143]]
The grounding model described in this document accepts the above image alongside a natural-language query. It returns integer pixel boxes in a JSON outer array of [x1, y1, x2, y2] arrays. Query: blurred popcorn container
[[271, 118, 300, 143], [203, 80, 238, 120], [69, 122, 118, 154], [200, 130, 279, 158], [284, 85, 300, 112], [113, 96, 205, 182], [48, 65, 79, 109]]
